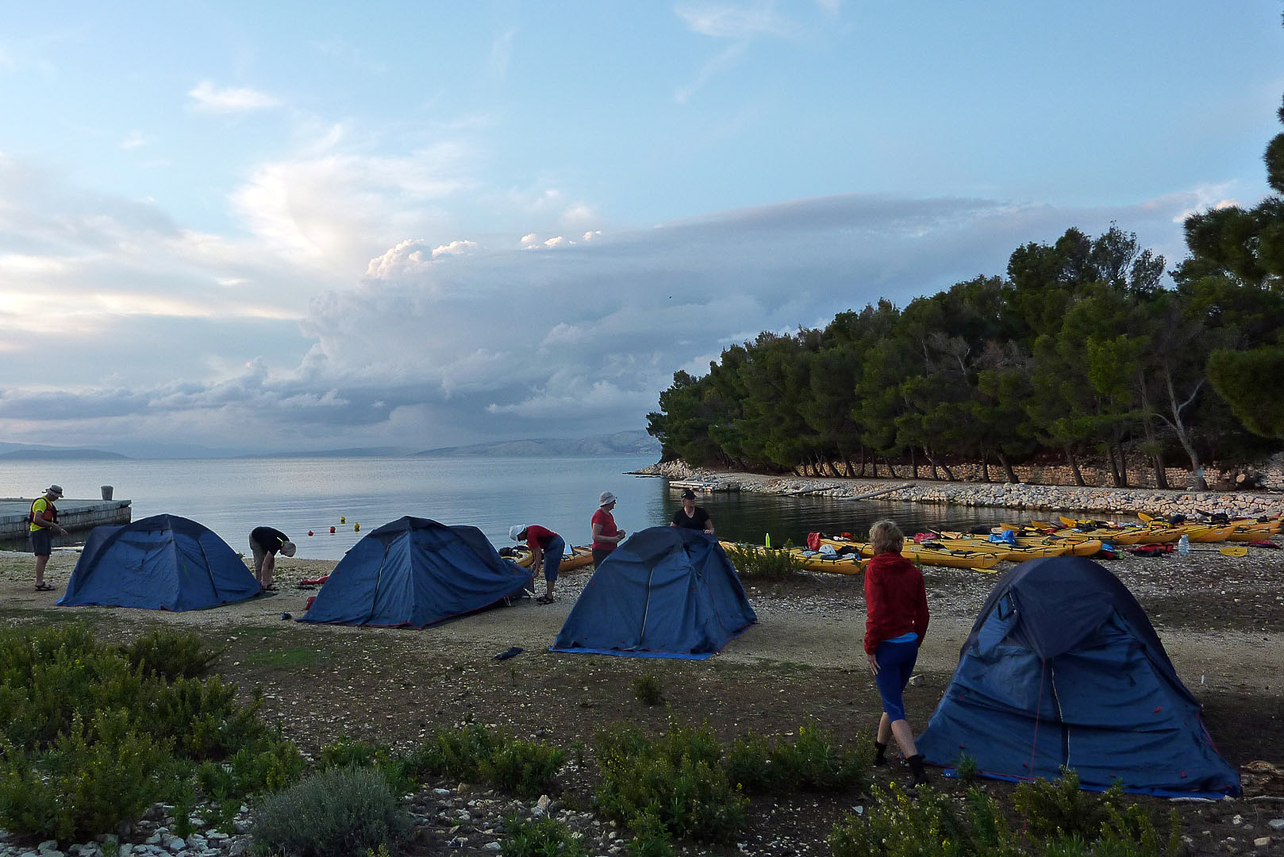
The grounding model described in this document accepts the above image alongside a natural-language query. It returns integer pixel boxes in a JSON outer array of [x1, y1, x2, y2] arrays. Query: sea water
[[1, 455, 1018, 560]]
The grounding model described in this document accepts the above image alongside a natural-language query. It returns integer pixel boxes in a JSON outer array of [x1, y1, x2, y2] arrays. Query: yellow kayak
[[934, 534, 1069, 562], [818, 537, 1002, 571], [511, 545, 596, 572], [1226, 517, 1283, 541]]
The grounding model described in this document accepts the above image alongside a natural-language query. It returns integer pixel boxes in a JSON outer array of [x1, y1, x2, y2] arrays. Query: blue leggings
[[874, 639, 919, 722], [540, 536, 565, 583]]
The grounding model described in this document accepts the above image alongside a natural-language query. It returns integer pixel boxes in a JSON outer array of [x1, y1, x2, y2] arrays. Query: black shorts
[[30, 529, 52, 556]]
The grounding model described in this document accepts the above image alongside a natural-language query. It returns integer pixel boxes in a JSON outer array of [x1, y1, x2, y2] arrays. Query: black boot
[[873, 740, 887, 766], [906, 754, 929, 789]]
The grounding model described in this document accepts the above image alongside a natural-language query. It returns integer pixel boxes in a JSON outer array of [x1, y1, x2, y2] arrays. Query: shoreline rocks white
[[636, 461, 1284, 520]]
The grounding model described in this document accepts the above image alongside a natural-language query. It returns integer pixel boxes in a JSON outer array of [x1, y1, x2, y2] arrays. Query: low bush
[[319, 736, 416, 795], [722, 544, 801, 579], [251, 766, 411, 857], [829, 783, 1020, 857], [727, 724, 872, 794], [119, 628, 224, 681], [632, 672, 664, 706], [1013, 769, 1119, 842], [411, 725, 563, 798], [501, 813, 588, 857], [0, 709, 177, 842], [594, 721, 745, 844]]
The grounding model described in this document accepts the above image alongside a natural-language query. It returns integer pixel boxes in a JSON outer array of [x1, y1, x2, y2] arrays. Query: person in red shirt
[[590, 491, 626, 567], [863, 519, 931, 789], [510, 524, 564, 604]]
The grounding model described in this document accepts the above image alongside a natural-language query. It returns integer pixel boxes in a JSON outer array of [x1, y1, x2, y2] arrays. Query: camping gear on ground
[[819, 536, 1003, 571], [510, 544, 595, 572], [58, 514, 260, 611], [552, 527, 757, 658], [917, 556, 1240, 798], [298, 516, 531, 628]]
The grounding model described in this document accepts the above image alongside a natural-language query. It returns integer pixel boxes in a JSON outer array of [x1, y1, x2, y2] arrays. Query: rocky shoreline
[[636, 461, 1284, 521]]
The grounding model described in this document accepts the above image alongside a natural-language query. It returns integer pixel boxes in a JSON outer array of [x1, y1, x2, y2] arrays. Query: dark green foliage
[[594, 721, 746, 844], [626, 811, 677, 857], [411, 724, 563, 798], [120, 627, 224, 681], [954, 753, 979, 782], [0, 709, 176, 842], [1013, 770, 1117, 842], [501, 813, 588, 857], [250, 766, 411, 857], [632, 672, 664, 706], [0, 624, 305, 841], [828, 783, 1019, 857], [1207, 345, 1284, 438], [725, 723, 871, 794]]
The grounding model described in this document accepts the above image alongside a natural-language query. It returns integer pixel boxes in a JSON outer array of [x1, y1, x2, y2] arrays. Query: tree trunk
[[998, 452, 1020, 484], [910, 447, 919, 479], [1153, 453, 1169, 489], [1114, 435, 1128, 488], [1066, 445, 1086, 487], [980, 451, 991, 483], [842, 454, 855, 478], [1162, 369, 1208, 490]]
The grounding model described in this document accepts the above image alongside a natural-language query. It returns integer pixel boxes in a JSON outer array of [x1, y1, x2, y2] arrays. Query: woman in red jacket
[[864, 519, 930, 788]]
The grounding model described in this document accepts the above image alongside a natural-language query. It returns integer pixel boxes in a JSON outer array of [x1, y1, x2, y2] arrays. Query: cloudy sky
[[1, 2, 1281, 456]]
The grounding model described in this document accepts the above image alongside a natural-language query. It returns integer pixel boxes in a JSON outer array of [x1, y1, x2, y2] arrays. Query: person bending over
[[511, 524, 564, 604], [863, 518, 931, 789], [249, 526, 296, 592]]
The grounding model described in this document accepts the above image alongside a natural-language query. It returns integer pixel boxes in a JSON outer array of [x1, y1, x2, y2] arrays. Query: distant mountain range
[[0, 431, 659, 460], [0, 447, 128, 460], [415, 431, 660, 458]]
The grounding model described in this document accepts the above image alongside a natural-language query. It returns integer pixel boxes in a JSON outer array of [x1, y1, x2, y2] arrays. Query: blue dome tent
[[58, 514, 260, 611], [298, 516, 532, 628], [551, 527, 757, 659], [917, 556, 1240, 797]]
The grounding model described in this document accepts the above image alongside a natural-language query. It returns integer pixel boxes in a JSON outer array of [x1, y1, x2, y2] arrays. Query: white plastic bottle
[[1177, 534, 1190, 556]]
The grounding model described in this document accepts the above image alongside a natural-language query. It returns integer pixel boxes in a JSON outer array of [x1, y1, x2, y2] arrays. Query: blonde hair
[[869, 519, 904, 555]]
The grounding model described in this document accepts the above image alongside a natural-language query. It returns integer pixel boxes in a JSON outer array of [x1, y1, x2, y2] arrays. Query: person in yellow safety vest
[[29, 485, 68, 592]]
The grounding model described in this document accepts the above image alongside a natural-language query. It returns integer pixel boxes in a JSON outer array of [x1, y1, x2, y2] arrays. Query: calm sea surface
[[2, 455, 1019, 560]]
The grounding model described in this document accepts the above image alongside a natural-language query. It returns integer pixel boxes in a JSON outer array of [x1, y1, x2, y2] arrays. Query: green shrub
[[726, 724, 870, 794], [481, 739, 565, 798], [955, 753, 979, 782], [1013, 769, 1119, 843], [226, 736, 307, 796], [0, 709, 177, 842], [722, 544, 801, 579], [1094, 804, 1182, 857], [119, 628, 224, 681], [251, 766, 411, 857], [149, 675, 268, 761], [828, 783, 1020, 857], [632, 672, 664, 706], [627, 810, 676, 857], [410, 725, 563, 797], [594, 721, 745, 844], [319, 736, 416, 795], [501, 813, 588, 857]]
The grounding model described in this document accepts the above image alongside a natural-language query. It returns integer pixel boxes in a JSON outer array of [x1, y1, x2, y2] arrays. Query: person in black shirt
[[670, 488, 714, 534], [249, 526, 295, 592]]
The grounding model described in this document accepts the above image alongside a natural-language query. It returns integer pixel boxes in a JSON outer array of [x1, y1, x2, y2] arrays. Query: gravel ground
[[0, 529, 1282, 856]]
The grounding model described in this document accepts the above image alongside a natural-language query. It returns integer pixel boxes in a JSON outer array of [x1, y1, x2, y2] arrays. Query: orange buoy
[[354, 523, 360, 532], [340, 516, 346, 524]]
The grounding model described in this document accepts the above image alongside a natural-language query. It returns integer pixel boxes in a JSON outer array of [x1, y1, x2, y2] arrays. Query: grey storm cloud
[[1, 189, 1200, 453]]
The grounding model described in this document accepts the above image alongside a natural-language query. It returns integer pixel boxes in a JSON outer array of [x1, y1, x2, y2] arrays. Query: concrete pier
[[0, 497, 132, 550]]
